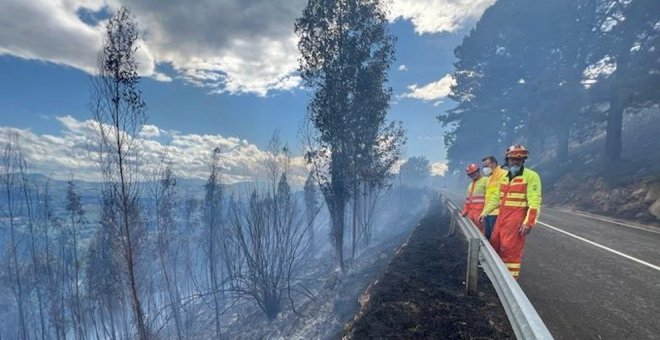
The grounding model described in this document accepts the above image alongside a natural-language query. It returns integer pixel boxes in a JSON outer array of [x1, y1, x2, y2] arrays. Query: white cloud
[[132, 16, 303, 96], [0, 116, 308, 185], [389, 159, 405, 174], [139, 124, 160, 138], [0, 0, 305, 96], [430, 162, 448, 176], [398, 64, 408, 72], [1, 0, 496, 96], [401, 74, 455, 101], [390, 159, 447, 176], [388, 0, 495, 34], [0, 0, 169, 80], [0, 0, 103, 74]]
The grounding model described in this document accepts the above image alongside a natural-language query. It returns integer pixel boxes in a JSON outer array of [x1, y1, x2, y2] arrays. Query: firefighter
[[461, 163, 488, 234], [479, 145, 542, 279], [480, 156, 507, 240]]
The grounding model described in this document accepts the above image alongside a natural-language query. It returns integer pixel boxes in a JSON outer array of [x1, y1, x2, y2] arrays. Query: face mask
[[482, 167, 493, 176], [509, 165, 521, 176]]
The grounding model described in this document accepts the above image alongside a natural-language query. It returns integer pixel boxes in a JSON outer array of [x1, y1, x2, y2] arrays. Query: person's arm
[[523, 172, 542, 227], [461, 183, 470, 216], [481, 176, 501, 217]]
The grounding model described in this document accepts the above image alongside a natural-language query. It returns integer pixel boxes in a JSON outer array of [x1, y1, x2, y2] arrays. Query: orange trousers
[[465, 205, 485, 234], [490, 207, 527, 279]]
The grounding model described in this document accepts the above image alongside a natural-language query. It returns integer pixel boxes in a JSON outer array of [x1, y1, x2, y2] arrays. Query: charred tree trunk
[[332, 200, 346, 271], [330, 155, 347, 271]]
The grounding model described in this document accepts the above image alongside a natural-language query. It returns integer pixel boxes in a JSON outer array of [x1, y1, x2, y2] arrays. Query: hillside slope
[[542, 107, 660, 225]]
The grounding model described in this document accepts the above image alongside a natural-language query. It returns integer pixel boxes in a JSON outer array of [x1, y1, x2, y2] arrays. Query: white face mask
[[482, 167, 493, 176]]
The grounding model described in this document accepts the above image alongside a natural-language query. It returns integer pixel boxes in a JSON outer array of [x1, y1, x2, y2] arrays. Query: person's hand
[[478, 215, 485, 224], [519, 224, 531, 235]]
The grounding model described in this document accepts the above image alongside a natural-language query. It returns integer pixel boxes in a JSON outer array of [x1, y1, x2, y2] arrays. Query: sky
[[0, 0, 495, 184]]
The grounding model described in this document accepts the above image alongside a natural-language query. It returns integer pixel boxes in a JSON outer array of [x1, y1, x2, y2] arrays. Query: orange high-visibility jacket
[[482, 167, 542, 226], [462, 176, 488, 218], [482, 166, 507, 216]]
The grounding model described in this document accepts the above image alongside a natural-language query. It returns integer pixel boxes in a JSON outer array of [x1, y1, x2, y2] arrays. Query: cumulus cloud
[[0, 0, 169, 80], [398, 64, 408, 72], [139, 124, 161, 138], [119, 0, 305, 96], [388, 0, 495, 34], [401, 74, 455, 101], [389, 159, 405, 174], [1, 1, 496, 96], [0, 0, 304, 96], [430, 162, 448, 176], [390, 159, 447, 176], [0, 0, 103, 74], [0, 116, 308, 185]]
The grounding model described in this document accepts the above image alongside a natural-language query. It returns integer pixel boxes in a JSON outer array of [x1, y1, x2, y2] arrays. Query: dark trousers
[[484, 215, 497, 240]]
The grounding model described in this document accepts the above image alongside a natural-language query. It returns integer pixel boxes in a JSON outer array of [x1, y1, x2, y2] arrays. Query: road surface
[[443, 190, 660, 340]]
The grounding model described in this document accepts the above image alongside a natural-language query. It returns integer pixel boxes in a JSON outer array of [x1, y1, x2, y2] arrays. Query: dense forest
[[441, 0, 659, 170]]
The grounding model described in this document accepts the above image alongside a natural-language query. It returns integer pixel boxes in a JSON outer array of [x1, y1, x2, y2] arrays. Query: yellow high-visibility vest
[[482, 167, 542, 226], [463, 176, 488, 214], [482, 166, 507, 216]]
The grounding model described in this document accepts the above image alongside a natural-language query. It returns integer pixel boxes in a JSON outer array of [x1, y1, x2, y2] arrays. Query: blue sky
[[0, 0, 494, 183]]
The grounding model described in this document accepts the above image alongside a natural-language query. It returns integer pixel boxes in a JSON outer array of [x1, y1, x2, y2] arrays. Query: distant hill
[[0, 174, 277, 222]]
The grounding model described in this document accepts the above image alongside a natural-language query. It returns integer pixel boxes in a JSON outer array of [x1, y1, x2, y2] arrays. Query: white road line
[[554, 208, 660, 235], [538, 221, 660, 272]]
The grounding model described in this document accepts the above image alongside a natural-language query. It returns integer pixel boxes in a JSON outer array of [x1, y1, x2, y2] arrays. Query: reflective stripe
[[504, 201, 529, 207], [506, 263, 521, 278], [507, 185, 527, 192], [501, 184, 527, 192], [467, 194, 485, 204], [507, 192, 526, 199]]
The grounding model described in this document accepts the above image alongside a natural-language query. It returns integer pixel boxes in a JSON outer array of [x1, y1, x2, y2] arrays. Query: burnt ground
[[220, 188, 433, 339], [343, 201, 514, 339]]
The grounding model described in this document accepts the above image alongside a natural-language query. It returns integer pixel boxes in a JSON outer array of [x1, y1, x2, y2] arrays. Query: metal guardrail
[[439, 193, 554, 340]]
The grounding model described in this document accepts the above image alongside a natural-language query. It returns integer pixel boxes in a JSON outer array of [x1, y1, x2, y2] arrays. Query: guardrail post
[[447, 211, 457, 236], [466, 238, 480, 295]]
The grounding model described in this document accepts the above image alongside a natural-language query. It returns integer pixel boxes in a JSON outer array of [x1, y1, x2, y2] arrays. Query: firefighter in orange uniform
[[480, 145, 542, 279], [461, 163, 488, 234]]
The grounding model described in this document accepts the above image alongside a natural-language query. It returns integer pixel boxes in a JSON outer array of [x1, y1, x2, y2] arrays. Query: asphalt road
[[443, 190, 660, 340]]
